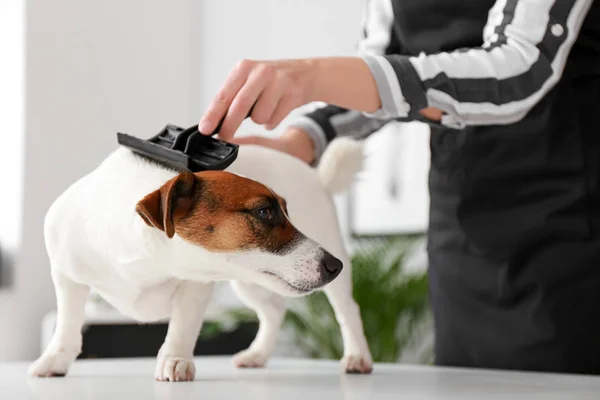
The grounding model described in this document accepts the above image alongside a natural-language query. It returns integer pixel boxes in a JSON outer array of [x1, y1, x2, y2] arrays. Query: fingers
[[200, 59, 306, 140], [251, 84, 285, 124], [218, 65, 274, 140], [198, 60, 254, 135], [419, 107, 444, 122], [264, 94, 297, 131]]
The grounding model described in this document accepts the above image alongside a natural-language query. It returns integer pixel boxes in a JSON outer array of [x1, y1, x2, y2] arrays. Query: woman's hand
[[198, 59, 318, 141], [198, 57, 387, 141], [231, 127, 316, 165], [198, 56, 444, 142]]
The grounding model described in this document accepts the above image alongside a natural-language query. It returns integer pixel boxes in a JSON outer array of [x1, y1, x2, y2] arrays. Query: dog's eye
[[255, 207, 274, 220]]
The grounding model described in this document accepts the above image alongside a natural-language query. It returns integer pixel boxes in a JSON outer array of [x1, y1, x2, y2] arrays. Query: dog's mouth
[[261, 271, 316, 294]]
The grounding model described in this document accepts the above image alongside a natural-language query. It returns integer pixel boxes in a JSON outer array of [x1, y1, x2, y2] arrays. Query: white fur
[[316, 137, 364, 194], [28, 137, 373, 380]]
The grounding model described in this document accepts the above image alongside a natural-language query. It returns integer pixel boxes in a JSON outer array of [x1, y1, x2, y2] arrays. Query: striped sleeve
[[289, 105, 393, 161], [287, 0, 398, 164], [365, 0, 594, 128]]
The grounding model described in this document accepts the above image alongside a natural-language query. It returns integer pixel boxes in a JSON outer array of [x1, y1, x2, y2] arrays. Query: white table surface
[[1, 356, 598, 400]]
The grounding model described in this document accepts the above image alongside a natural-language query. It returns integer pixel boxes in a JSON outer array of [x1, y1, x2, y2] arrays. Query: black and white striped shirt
[[287, 0, 597, 163]]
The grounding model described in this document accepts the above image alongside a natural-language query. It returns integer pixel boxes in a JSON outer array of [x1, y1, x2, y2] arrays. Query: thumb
[[230, 136, 283, 152], [230, 135, 290, 155], [229, 135, 266, 146]]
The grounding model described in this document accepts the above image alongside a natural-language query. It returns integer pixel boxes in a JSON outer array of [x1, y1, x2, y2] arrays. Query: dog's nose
[[320, 251, 343, 282]]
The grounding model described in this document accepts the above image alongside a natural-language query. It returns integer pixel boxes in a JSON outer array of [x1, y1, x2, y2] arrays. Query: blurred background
[[0, 0, 432, 365]]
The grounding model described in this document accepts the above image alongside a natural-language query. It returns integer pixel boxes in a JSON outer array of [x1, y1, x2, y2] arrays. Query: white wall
[[0, 0, 196, 361], [0, 1, 25, 265]]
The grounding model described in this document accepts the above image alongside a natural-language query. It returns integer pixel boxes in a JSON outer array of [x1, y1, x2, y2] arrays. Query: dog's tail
[[316, 137, 364, 195]]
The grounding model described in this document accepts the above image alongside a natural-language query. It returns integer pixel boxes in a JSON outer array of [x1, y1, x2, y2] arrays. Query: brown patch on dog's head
[[135, 171, 300, 253]]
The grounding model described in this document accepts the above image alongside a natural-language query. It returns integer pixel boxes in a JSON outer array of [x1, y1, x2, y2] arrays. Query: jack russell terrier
[[28, 136, 373, 381]]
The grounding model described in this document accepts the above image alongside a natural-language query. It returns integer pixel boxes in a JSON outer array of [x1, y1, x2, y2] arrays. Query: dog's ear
[[135, 172, 198, 238]]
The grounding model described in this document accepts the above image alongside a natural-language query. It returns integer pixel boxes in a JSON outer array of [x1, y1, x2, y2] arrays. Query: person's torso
[[388, 0, 600, 63], [385, 0, 600, 260]]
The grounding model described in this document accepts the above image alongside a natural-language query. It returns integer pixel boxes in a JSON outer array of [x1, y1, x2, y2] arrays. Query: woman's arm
[[197, 56, 438, 141], [282, 0, 416, 165], [361, 0, 594, 128], [297, 0, 594, 128], [199, 0, 593, 140]]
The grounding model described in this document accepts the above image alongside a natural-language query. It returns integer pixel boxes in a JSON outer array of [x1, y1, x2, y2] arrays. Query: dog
[[27, 135, 373, 381]]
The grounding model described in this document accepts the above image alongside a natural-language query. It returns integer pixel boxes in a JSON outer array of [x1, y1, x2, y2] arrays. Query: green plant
[[200, 308, 258, 340], [283, 236, 431, 363]]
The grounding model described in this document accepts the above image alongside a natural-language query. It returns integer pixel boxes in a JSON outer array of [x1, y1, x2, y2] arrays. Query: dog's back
[[43, 147, 178, 279]]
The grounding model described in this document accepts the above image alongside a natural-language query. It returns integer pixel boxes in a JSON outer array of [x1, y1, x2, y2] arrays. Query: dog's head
[[135, 171, 342, 296]]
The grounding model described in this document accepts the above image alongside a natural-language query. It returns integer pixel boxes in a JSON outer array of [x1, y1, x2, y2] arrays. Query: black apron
[[391, 0, 600, 374]]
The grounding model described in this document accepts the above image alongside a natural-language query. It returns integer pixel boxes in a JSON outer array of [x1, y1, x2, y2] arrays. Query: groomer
[[199, 0, 600, 375]]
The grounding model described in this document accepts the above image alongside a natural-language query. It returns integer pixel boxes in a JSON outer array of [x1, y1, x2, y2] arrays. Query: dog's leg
[[28, 267, 90, 377], [154, 281, 214, 382], [323, 259, 374, 374], [230, 281, 286, 368]]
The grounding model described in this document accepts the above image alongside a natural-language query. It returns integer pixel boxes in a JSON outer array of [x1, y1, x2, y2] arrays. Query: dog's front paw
[[154, 356, 196, 382], [232, 349, 268, 368], [342, 354, 373, 374], [28, 349, 78, 378]]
